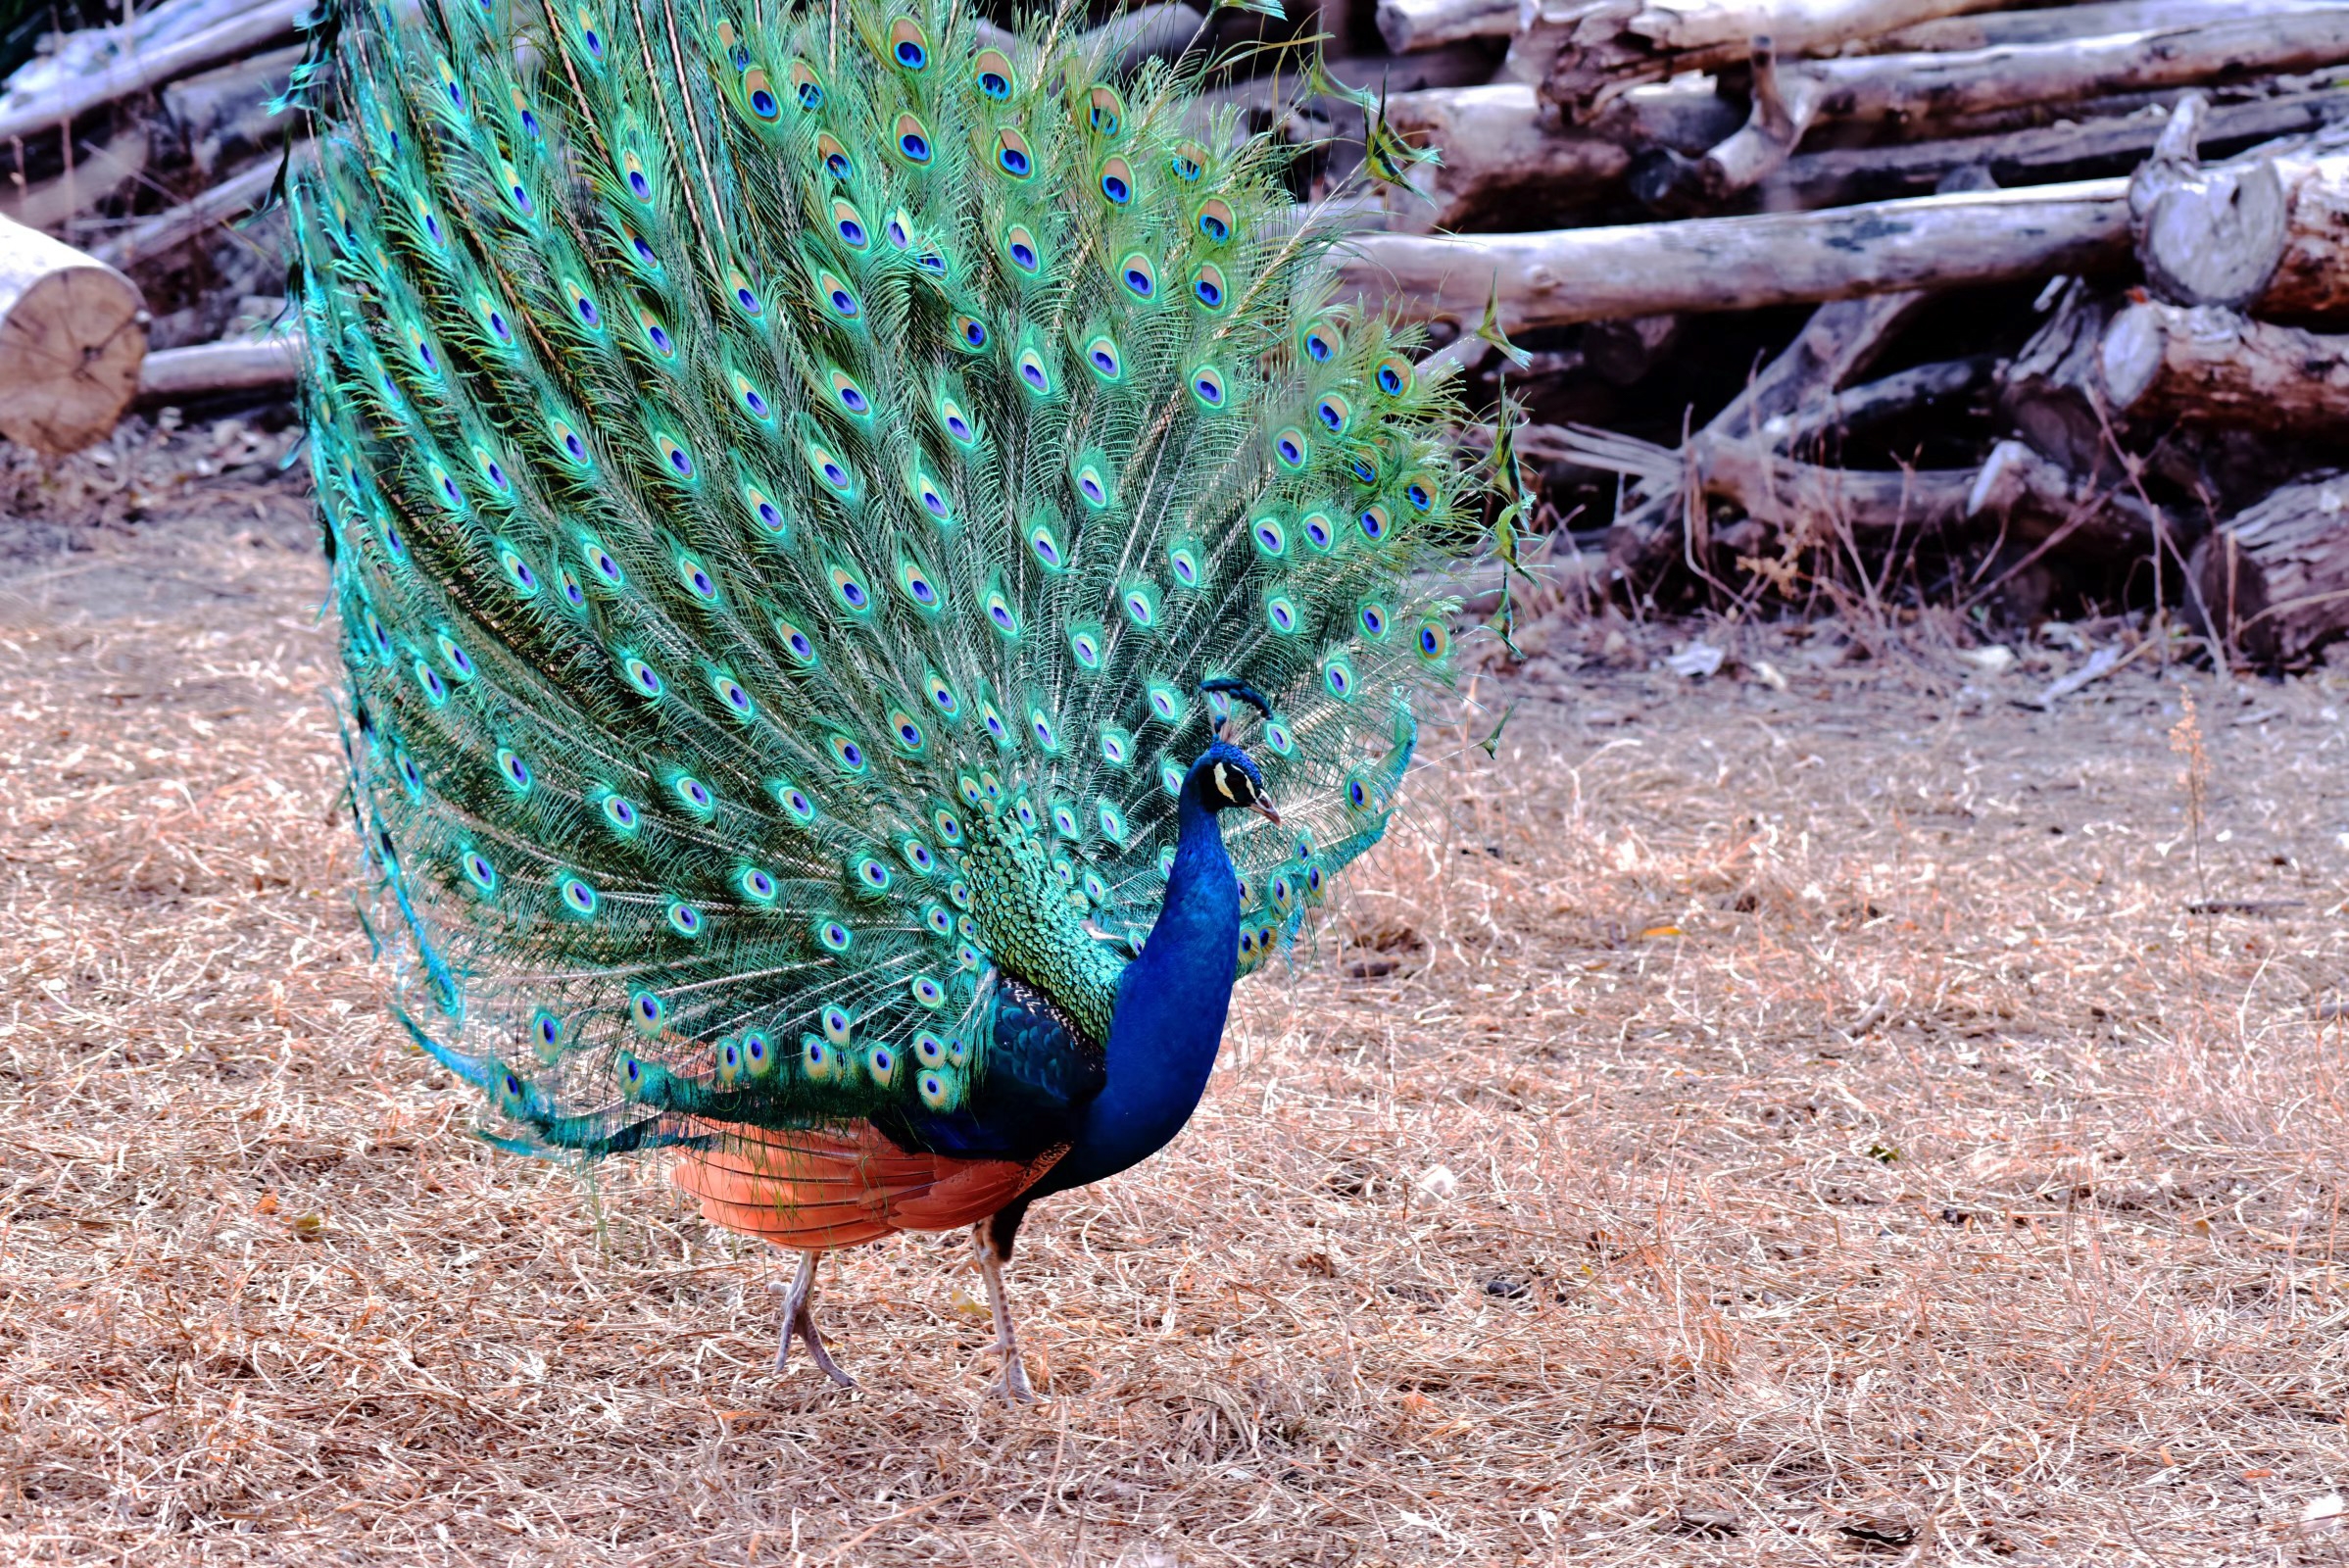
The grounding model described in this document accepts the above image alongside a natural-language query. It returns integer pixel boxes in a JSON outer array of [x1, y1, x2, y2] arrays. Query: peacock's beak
[[1251, 799, 1282, 826]]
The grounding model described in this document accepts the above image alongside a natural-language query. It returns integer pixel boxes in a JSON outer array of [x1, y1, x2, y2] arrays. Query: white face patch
[[1213, 761, 1235, 801]]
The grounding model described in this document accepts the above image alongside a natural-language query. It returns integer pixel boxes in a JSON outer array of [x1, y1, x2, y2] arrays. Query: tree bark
[[0, 0, 309, 147], [1377, 0, 1517, 52], [2099, 297, 2349, 430], [1687, 11, 2349, 202], [1509, 0, 2015, 113], [1337, 176, 2133, 333], [0, 213, 146, 455], [2188, 474, 2349, 664]]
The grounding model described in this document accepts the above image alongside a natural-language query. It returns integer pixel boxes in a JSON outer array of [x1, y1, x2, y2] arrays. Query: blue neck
[[1035, 777, 1240, 1195]]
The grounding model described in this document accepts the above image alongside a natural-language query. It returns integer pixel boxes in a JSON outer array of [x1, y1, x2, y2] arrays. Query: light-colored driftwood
[[0, 0, 307, 147], [2100, 298, 2349, 430], [94, 150, 291, 269], [2189, 474, 2349, 663], [1379, 80, 1740, 231], [1509, 0, 2012, 114], [1376, 0, 1516, 52], [1338, 177, 2133, 333], [136, 332, 301, 401], [0, 213, 146, 454], [1690, 12, 2349, 202]]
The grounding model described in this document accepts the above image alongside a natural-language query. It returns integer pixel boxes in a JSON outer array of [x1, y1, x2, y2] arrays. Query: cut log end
[[0, 217, 148, 456], [2137, 160, 2288, 311]]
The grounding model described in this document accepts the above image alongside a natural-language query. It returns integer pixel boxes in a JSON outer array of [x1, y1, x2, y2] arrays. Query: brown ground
[[2, 442, 2346, 1564]]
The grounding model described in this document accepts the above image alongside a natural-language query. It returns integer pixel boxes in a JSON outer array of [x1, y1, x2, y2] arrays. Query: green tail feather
[[296, 0, 1466, 1155]]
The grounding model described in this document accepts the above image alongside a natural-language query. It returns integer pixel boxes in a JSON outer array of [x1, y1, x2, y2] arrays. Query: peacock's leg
[[772, 1250, 856, 1389], [970, 1221, 1039, 1402]]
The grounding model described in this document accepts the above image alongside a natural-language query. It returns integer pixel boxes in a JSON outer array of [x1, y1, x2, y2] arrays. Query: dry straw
[[2, 449, 2346, 1563]]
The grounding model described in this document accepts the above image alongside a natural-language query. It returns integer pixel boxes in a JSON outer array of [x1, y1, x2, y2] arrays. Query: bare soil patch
[[2, 463, 2345, 1564]]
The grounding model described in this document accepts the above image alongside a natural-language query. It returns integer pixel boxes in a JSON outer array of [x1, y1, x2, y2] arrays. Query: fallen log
[[135, 332, 302, 402], [0, 125, 149, 232], [1336, 176, 2134, 333], [1775, 354, 1999, 449], [1562, 426, 2159, 555], [1378, 80, 1741, 232], [2000, 281, 2128, 477], [1685, 11, 2349, 203], [1879, 0, 2349, 53], [1509, 0, 2015, 115], [1601, 287, 1933, 572], [1760, 86, 2349, 211], [2189, 474, 2349, 664], [0, 213, 147, 455], [2131, 100, 2349, 320], [2100, 297, 2349, 431], [1376, 0, 1516, 52], [93, 150, 291, 270], [0, 0, 308, 148]]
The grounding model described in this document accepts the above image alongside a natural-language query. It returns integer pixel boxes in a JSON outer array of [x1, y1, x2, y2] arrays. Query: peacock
[[291, 0, 1467, 1398]]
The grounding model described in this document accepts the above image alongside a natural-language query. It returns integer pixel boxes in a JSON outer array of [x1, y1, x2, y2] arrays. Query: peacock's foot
[[772, 1252, 857, 1390], [991, 1349, 1041, 1404]]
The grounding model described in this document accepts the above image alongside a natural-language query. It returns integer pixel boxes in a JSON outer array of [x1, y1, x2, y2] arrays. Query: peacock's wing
[[298, 0, 1464, 1163]]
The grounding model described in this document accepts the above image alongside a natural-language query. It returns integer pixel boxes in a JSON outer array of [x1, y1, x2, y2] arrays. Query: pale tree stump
[[0, 214, 148, 456]]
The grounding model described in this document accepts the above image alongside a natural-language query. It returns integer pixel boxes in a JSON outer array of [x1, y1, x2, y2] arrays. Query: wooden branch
[[1566, 427, 2158, 560], [1775, 354, 1998, 448], [2100, 297, 2349, 430], [1601, 288, 1931, 572], [1762, 86, 2349, 211], [0, 0, 309, 147], [1378, 80, 1740, 232], [0, 213, 146, 455], [135, 332, 301, 402], [1377, 0, 1515, 52], [1510, 0, 2014, 116], [1688, 11, 2349, 202], [93, 150, 290, 270], [1337, 177, 2134, 333], [2188, 473, 2349, 664]]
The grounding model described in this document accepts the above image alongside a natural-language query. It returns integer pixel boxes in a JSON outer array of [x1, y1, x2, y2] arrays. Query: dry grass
[[3, 466, 2347, 1564]]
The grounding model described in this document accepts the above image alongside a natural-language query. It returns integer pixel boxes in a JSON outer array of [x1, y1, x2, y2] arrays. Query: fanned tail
[[294, 0, 1469, 1164]]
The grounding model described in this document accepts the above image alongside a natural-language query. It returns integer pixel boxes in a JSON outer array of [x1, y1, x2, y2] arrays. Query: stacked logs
[[1332, 0, 2349, 666], [5, 0, 2349, 665]]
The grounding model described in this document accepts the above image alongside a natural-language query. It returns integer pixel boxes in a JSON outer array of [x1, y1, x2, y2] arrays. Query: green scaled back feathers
[[294, 0, 1466, 1157]]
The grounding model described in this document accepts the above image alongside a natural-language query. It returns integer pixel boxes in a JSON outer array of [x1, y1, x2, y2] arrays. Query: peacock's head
[[1194, 677, 1281, 825], [1194, 740, 1280, 825]]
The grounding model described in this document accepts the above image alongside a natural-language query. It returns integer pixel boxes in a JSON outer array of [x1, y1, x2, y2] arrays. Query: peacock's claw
[[772, 1252, 857, 1390], [993, 1351, 1041, 1404]]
